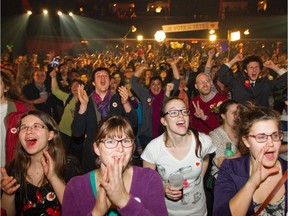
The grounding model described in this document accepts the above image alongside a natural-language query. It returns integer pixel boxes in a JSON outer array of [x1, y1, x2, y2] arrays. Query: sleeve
[[110, 94, 138, 133], [213, 160, 236, 216], [118, 169, 168, 216], [199, 133, 216, 156], [62, 180, 83, 216], [271, 72, 287, 90], [209, 130, 226, 160], [131, 76, 149, 103], [140, 139, 158, 164], [170, 78, 180, 96], [216, 64, 234, 88], [71, 102, 88, 137], [51, 88, 69, 102]]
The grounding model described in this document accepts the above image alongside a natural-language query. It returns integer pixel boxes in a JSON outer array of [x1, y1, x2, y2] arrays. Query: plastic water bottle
[[224, 142, 234, 157]]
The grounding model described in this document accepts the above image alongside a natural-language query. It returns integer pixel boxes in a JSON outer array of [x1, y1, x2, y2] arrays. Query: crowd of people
[[0, 41, 287, 215]]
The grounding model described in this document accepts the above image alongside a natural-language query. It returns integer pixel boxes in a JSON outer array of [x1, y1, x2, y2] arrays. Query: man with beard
[[217, 53, 287, 107], [189, 73, 227, 134]]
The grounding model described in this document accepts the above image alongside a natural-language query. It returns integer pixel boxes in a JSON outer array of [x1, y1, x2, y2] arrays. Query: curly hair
[[242, 55, 263, 71], [235, 102, 281, 155]]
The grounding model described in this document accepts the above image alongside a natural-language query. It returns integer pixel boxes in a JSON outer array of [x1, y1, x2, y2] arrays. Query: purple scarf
[[93, 91, 112, 118], [149, 89, 164, 138]]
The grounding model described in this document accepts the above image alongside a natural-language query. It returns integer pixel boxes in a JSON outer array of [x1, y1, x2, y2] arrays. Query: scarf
[[149, 89, 164, 138], [93, 91, 112, 118]]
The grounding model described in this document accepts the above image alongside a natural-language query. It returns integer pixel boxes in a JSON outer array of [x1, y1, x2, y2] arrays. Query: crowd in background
[[1, 40, 287, 215]]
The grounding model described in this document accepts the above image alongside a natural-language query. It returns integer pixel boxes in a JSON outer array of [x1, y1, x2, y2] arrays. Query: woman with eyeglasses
[[141, 97, 216, 215], [0, 110, 66, 216], [213, 102, 287, 215], [62, 115, 168, 216]]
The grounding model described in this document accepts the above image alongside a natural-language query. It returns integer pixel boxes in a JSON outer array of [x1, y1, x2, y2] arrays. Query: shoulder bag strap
[[253, 170, 288, 216]]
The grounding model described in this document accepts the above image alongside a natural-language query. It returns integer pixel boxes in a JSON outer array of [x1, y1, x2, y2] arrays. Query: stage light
[[154, 30, 166, 42], [69, 12, 73, 16], [209, 34, 217, 42], [58, 11, 62, 16], [137, 35, 143, 41], [131, 25, 137, 33], [123, 25, 137, 39], [229, 31, 240, 41], [244, 29, 250, 35], [27, 11, 32, 15], [155, 7, 162, 13], [43, 9, 48, 15]]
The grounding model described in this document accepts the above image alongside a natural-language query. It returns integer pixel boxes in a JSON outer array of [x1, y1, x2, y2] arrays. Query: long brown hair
[[12, 110, 66, 202], [0, 70, 27, 102], [160, 97, 203, 158]]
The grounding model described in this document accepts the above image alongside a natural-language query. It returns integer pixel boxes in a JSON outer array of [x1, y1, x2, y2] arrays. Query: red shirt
[[189, 93, 227, 134]]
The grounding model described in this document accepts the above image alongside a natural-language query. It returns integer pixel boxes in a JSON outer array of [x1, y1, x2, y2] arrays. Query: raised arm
[[167, 57, 180, 80], [205, 48, 216, 73], [226, 53, 244, 68], [263, 60, 287, 76], [50, 68, 58, 91]]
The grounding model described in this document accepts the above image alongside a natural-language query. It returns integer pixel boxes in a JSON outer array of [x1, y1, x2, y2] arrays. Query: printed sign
[[162, 22, 219, 33]]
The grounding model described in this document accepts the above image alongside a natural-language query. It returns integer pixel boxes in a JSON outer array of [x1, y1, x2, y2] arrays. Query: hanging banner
[[162, 22, 219, 33]]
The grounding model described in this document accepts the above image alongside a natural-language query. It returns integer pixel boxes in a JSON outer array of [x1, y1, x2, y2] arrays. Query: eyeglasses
[[246, 131, 284, 143], [196, 80, 210, 85], [19, 123, 48, 133], [101, 138, 134, 149], [163, 109, 190, 117]]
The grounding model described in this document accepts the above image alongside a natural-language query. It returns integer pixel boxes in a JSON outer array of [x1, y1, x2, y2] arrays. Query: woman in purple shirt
[[62, 115, 168, 216], [213, 103, 287, 215]]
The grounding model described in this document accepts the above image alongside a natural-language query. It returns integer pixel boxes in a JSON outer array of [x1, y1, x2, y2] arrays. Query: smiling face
[[244, 61, 261, 81], [93, 70, 110, 94], [33, 70, 46, 85], [149, 79, 162, 95], [242, 119, 281, 168], [18, 115, 54, 157], [161, 98, 189, 136], [195, 73, 212, 96], [94, 134, 133, 170], [93, 116, 135, 171]]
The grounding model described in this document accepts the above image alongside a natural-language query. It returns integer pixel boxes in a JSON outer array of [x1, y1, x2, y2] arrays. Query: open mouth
[[26, 138, 37, 146], [176, 120, 185, 127], [264, 151, 275, 160]]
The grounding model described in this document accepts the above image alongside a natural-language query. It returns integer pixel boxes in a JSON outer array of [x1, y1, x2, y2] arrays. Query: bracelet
[[129, 96, 135, 100]]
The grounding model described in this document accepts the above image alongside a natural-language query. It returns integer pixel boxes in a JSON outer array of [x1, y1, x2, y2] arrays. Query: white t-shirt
[[0, 103, 8, 167], [141, 132, 216, 216]]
